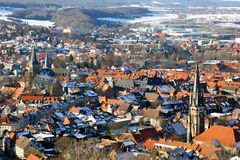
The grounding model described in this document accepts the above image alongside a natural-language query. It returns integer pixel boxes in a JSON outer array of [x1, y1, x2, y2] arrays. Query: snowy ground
[[0, 7, 54, 27]]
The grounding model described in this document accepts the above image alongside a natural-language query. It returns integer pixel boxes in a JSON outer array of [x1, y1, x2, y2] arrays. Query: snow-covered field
[[186, 14, 240, 19], [97, 17, 129, 23], [128, 14, 178, 24], [217, 23, 240, 28], [0, 7, 54, 27], [98, 13, 178, 24], [20, 19, 55, 27], [0, 8, 13, 21]]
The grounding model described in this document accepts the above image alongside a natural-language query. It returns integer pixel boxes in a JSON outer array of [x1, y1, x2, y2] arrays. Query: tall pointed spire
[[30, 47, 39, 65], [187, 62, 205, 140], [192, 63, 201, 107], [44, 52, 51, 68], [28, 47, 40, 78]]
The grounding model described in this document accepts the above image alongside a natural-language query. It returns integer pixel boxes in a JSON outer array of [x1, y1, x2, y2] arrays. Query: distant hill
[[8, 7, 151, 29]]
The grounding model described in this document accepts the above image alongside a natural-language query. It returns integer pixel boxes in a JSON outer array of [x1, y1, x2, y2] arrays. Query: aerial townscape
[[0, 0, 240, 160]]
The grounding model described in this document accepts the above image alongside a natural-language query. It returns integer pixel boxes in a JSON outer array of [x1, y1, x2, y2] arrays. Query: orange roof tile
[[148, 70, 157, 77], [69, 106, 79, 114], [26, 154, 40, 160], [63, 117, 71, 125], [21, 95, 43, 101], [143, 139, 157, 150], [194, 125, 240, 147], [99, 96, 107, 103]]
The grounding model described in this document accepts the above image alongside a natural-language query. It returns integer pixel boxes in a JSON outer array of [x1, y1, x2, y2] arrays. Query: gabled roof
[[233, 109, 240, 118], [52, 68, 70, 74], [221, 85, 238, 91], [26, 154, 40, 160], [138, 127, 160, 141], [69, 106, 80, 114], [147, 77, 165, 86], [115, 78, 135, 88], [143, 139, 158, 150], [119, 133, 138, 143], [141, 108, 161, 120], [118, 103, 132, 112], [194, 125, 240, 147], [99, 96, 125, 105], [63, 117, 71, 125], [0, 114, 19, 125], [16, 136, 31, 149], [145, 92, 161, 102], [171, 122, 187, 135], [145, 138, 220, 159]]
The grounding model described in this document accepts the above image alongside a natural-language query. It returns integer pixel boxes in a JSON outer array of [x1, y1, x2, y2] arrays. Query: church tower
[[29, 47, 40, 78], [44, 52, 51, 69], [187, 63, 205, 143]]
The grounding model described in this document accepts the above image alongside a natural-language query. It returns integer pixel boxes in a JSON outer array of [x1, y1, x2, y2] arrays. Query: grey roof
[[115, 79, 135, 88], [52, 68, 70, 74], [158, 85, 175, 94]]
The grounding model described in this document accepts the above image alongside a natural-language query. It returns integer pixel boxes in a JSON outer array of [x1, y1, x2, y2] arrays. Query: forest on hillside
[[8, 7, 150, 29]]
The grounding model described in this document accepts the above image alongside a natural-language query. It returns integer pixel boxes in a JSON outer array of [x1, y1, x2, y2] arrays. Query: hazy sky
[[0, 0, 240, 7]]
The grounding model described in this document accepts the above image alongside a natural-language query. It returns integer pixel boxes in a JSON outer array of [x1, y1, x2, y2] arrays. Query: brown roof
[[0, 115, 11, 125], [118, 103, 132, 112], [145, 92, 161, 102], [141, 108, 161, 120], [0, 115, 18, 125], [119, 133, 138, 143], [16, 136, 31, 149], [233, 109, 240, 118], [138, 127, 160, 141]]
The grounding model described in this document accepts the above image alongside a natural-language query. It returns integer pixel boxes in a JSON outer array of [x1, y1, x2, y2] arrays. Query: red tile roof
[[69, 106, 80, 114], [194, 125, 240, 147], [143, 139, 157, 150], [21, 95, 43, 101], [26, 154, 40, 160]]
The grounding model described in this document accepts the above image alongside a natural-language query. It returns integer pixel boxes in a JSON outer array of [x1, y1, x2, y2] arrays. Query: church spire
[[187, 62, 205, 141], [30, 47, 39, 65], [192, 63, 201, 107], [28, 47, 40, 78], [44, 52, 51, 68]]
